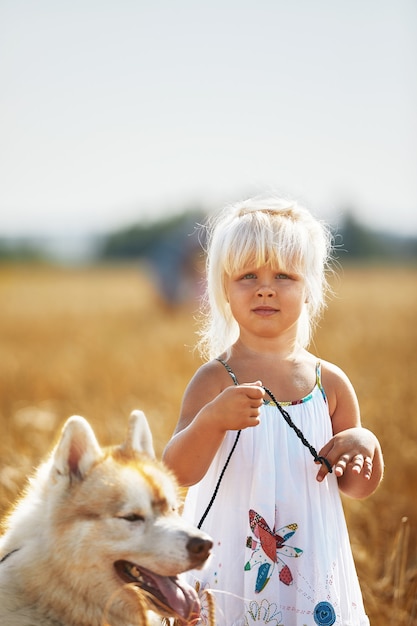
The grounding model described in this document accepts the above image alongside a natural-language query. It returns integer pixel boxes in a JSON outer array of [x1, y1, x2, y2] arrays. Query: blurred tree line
[[97, 209, 417, 304], [0, 209, 416, 304], [99, 209, 417, 263], [335, 213, 417, 262]]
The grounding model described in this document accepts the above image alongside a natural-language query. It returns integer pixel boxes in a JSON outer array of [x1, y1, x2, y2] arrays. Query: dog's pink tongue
[[156, 575, 201, 625]]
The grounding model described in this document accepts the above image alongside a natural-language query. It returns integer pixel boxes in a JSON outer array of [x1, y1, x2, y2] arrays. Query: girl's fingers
[[331, 454, 374, 479], [317, 452, 374, 482], [363, 456, 373, 480], [334, 454, 350, 477], [350, 454, 365, 474]]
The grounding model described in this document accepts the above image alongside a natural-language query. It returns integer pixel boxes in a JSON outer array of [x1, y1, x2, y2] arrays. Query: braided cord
[[262, 385, 332, 473], [197, 429, 241, 529]]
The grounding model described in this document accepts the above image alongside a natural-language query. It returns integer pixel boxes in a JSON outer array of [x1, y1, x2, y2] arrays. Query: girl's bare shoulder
[[177, 358, 235, 431], [319, 358, 354, 386], [185, 358, 234, 397], [318, 358, 359, 418]]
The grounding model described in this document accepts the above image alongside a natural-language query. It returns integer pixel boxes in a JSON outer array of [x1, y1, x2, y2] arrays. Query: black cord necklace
[[197, 360, 332, 529]]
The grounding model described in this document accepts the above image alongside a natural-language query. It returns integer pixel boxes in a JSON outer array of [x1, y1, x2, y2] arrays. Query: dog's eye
[[121, 513, 145, 523]]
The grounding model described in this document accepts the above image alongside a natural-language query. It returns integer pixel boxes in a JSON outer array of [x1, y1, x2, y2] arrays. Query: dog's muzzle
[[114, 560, 205, 624]]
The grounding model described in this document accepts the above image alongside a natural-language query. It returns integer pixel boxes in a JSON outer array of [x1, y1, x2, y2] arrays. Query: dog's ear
[[121, 410, 156, 459], [52, 416, 103, 480]]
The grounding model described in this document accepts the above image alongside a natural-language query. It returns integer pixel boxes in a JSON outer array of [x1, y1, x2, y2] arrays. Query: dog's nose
[[186, 536, 213, 561]]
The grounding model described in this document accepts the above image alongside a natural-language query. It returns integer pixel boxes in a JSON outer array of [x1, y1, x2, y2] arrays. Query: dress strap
[[315, 361, 328, 403], [216, 357, 239, 386]]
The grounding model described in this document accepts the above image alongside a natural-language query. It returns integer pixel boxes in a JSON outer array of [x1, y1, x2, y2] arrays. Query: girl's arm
[[316, 362, 384, 499], [162, 360, 265, 486]]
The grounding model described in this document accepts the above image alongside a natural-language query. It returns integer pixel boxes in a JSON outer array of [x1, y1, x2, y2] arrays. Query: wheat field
[[0, 263, 416, 625]]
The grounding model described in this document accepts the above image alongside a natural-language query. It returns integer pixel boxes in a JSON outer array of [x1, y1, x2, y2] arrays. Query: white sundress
[[182, 360, 369, 626]]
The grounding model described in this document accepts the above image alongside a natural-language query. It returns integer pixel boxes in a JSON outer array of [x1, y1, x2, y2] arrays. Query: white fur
[[0, 411, 212, 626]]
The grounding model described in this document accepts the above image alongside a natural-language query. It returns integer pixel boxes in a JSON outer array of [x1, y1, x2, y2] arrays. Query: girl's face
[[224, 264, 307, 344]]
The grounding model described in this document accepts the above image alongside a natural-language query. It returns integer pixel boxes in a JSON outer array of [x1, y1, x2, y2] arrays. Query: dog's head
[[46, 411, 213, 625]]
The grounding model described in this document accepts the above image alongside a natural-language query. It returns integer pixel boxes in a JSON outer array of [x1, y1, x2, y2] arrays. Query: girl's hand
[[208, 382, 265, 432], [315, 427, 378, 486]]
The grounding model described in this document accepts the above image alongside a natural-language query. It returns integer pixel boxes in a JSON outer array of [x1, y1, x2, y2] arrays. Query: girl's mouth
[[253, 306, 278, 316]]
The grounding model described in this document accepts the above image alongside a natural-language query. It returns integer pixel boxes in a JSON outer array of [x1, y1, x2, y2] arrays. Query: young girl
[[163, 197, 383, 626]]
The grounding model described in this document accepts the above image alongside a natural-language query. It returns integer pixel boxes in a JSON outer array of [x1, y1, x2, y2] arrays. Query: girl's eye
[[241, 273, 257, 279], [277, 273, 289, 279], [120, 513, 145, 523]]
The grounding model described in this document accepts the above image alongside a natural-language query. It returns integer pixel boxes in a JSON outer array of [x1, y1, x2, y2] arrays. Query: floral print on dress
[[192, 580, 217, 626], [245, 598, 284, 625], [245, 509, 303, 592]]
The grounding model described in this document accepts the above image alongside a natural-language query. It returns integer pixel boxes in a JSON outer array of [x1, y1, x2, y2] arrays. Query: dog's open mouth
[[114, 560, 201, 625]]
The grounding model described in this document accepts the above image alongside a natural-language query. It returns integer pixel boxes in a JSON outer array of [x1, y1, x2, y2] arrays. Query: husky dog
[[0, 410, 212, 626]]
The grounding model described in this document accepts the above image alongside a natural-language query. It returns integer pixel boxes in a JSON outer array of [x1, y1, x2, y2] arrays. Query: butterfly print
[[245, 509, 303, 592]]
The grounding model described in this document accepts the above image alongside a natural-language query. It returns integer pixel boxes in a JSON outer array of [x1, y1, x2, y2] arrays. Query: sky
[[1, 0, 416, 240]]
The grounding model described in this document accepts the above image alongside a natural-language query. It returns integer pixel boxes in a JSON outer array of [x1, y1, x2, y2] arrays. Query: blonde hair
[[197, 196, 333, 360]]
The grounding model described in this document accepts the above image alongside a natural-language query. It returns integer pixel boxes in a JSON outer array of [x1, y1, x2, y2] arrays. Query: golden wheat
[[0, 263, 416, 625]]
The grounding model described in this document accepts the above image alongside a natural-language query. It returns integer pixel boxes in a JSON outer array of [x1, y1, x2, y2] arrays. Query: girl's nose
[[257, 283, 275, 297]]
